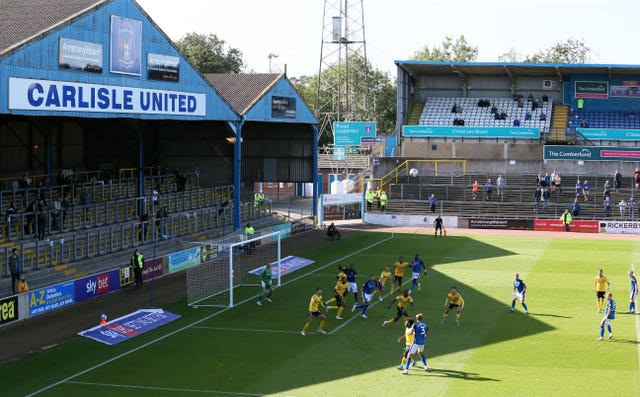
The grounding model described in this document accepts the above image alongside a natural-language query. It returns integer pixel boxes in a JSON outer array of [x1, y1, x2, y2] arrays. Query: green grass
[[3, 231, 640, 396]]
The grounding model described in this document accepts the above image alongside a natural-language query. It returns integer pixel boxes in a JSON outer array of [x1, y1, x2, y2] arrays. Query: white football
[[409, 168, 418, 177]]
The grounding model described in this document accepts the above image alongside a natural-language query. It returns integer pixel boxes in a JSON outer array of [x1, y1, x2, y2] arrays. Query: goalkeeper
[[257, 263, 274, 306]]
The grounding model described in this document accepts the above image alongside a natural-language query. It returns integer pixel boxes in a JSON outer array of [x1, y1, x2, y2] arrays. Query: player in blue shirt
[[509, 273, 529, 314], [402, 313, 429, 374], [338, 264, 358, 304], [352, 274, 380, 318], [409, 253, 427, 292], [629, 270, 638, 313], [598, 293, 616, 340]]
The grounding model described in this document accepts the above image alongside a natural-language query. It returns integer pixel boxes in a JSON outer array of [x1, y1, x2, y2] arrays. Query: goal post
[[186, 230, 282, 308]]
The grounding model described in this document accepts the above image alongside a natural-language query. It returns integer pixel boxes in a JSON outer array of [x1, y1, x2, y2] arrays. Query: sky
[[136, 0, 640, 78]]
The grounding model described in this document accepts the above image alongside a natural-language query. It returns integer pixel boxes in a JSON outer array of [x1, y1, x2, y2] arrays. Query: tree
[[175, 32, 244, 74], [291, 57, 396, 146], [497, 48, 522, 63], [524, 38, 591, 64], [412, 35, 478, 62]]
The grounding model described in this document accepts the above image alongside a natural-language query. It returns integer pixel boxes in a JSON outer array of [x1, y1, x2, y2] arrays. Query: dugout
[[0, 0, 272, 229], [206, 73, 319, 219], [395, 61, 640, 175]]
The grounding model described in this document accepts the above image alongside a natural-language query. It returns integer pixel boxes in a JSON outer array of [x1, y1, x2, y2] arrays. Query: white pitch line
[[192, 326, 300, 335], [632, 263, 640, 370], [27, 234, 394, 396], [64, 381, 296, 397]]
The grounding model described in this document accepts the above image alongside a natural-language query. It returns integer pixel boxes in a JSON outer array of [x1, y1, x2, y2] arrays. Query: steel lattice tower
[[316, 0, 371, 143]]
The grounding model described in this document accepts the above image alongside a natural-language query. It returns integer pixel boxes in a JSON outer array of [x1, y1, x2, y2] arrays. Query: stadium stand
[[569, 110, 640, 129], [418, 97, 553, 132]]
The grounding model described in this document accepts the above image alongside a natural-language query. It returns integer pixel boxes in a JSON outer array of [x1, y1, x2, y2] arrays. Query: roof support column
[[312, 124, 319, 223], [231, 120, 244, 231]]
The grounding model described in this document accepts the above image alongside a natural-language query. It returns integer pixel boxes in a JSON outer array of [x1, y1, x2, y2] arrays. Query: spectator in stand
[[22, 173, 32, 189], [575, 180, 583, 198], [580, 120, 589, 128], [554, 173, 562, 194], [152, 184, 160, 210], [527, 93, 534, 102], [534, 188, 542, 213], [542, 94, 549, 102], [614, 170, 622, 191], [494, 112, 501, 120], [603, 196, 612, 218], [490, 104, 498, 114], [539, 112, 547, 121], [500, 111, 508, 120], [9, 248, 20, 294], [550, 170, 558, 192], [634, 168, 640, 189], [543, 172, 551, 188], [571, 198, 581, 217], [428, 193, 437, 213], [582, 180, 591, 202], [486, 178, 494, 200], [4, 201, 17, 240], [36, 199, 47, 240], [155, 205, 168, 238], [24, 197, 36, 236], [513, 119, 521, 127], [61, 194, 70, 230], [618, 199, 628, 219], [531, 99, 539, 111], [366, 189, 374, 211], [51, 194, 61, 231], [603, 180, 612, 200], [471, 180, 480, 200], [497, 175, 505, 198], [17, 275, 29, 293], [543, 188, 551, 209], [517, 99, 524, 108], [629, 197, 636, 220], [80, 188, 91, 222], [525, 111, 532, 121]]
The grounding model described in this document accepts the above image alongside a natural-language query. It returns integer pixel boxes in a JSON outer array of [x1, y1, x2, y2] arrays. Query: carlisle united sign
[[8, 77, 206, 116]]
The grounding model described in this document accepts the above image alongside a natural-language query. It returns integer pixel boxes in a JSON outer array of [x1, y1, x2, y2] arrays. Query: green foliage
[[524, 38, 591, 64], [175, 32, 244, 74], [412, 35, 478, 62], [291, 55, 396, 145]]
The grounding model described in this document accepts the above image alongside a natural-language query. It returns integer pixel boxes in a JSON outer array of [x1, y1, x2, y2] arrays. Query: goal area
[[186, 230, 282, 308]]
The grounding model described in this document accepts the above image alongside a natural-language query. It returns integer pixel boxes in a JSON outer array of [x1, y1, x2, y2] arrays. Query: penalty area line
[[64, 381, 296, 396], [192, 326, 301, 334], [27, 234, 394, 396]]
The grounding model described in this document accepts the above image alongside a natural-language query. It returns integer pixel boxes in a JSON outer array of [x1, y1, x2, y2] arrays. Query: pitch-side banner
[[533, 219, 598, 233], [599, 220, 640, 234], [79, 309, 180, 345], [364, 213, 458, 228]]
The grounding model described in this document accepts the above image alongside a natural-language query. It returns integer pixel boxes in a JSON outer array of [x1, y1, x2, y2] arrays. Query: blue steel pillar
[[232, 121, 243, 231], [312, 125, 319, 224]]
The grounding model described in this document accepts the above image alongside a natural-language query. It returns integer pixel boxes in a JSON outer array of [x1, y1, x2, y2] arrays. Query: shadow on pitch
[[425, 368, 501, 382], [528, 312, 572, 319]]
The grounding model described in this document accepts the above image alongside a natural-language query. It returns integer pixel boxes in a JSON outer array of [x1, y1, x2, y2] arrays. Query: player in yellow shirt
[[594, 268, 610, 313], [382, 289, 414, 327], [442, 286, 464, 325], [301, 288, 327, 336], [395, 318, 417, 370], [393, 256, 410, 291], [325, 276, 348, 319], [378, 266, 393, 301]]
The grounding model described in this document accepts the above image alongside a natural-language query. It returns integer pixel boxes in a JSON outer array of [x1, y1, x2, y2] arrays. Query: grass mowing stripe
[[63, 381, 296, 396], [27, 234, 393, 397], [192, 326, 301, 334]]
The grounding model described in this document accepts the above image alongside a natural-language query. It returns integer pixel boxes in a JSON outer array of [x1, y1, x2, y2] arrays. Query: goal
[[186, 230, 282, 308]]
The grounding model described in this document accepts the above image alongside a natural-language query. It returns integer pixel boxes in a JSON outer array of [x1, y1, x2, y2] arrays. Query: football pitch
[[3, 230, 640, 397]]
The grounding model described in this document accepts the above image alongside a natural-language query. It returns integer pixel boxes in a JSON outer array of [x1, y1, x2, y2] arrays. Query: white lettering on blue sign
[[9, 77, 206, 116]]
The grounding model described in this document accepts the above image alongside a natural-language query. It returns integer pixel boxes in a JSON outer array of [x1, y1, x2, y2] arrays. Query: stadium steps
[[405, 101, 424, 125], [548, 104, 569, 143]]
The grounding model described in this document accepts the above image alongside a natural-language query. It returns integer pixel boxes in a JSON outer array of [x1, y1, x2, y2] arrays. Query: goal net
[[186, 230, 282, 308]]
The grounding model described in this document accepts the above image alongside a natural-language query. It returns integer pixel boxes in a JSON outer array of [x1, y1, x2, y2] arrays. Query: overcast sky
[[137, 0, 640, 77]]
